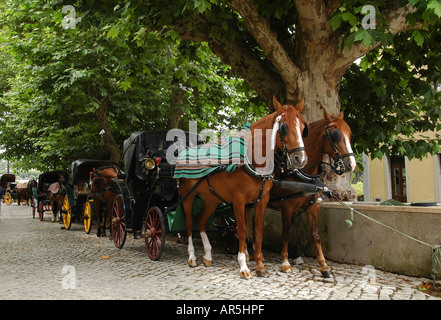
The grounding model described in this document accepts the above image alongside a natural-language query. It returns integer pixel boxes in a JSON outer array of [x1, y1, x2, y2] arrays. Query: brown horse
[[89, 166, 119, 237], [16, 180, 36, 205], [48, 176, 67, 222], [178, 97, 308, 279], [270, 110, 356, 277]]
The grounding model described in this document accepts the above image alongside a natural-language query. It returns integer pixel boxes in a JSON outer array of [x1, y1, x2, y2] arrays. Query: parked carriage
[[32, 171, 70, 221], [1, 174, 16, 205], [4, 182, 17, 206], [61, 159, 119, 233], [110, 130, 240, 260]]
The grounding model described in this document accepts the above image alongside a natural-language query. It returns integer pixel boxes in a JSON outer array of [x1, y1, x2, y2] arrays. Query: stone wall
[[259, 202, 441, 278]]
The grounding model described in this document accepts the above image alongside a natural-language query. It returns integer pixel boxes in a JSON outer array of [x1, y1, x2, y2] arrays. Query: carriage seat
[[75, 177, 90, 195]]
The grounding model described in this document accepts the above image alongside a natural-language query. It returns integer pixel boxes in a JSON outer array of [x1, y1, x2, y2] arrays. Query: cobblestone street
[[0, 204, 439, 305]]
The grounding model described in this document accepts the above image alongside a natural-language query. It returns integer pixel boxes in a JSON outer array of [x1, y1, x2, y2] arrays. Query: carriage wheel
[[38, 201, 44, 221], [111, 194, 127, 249], [32, 197, 36, 218], [4, 192, 12, 205], [62, 195, 72, 230], [144, 206, 166, 261], [83, 201, 93, 234], [220, 217, 239, 254]]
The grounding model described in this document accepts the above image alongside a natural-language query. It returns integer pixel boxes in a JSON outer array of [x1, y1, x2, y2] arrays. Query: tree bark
[[89, 84, 121, 162], [167, 81, 186, 129], [95, 99, 121, 162]]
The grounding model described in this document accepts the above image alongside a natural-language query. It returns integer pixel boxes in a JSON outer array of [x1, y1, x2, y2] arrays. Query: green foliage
[[0, 0, 264, 171], [341, 24, 441, 160], [1, 0, 441, 173]]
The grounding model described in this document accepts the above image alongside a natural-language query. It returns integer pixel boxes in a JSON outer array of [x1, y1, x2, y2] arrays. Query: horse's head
[[322, 110, 356, 174], [273, 97, 308, 169], [89, 168, 105, 195]]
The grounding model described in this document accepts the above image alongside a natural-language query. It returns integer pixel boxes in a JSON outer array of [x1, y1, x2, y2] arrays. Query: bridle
[[89, 166, 119, 199], [276, 121, 354, 176], [322, 122, 355, 175], [276, 113, 308, 171]]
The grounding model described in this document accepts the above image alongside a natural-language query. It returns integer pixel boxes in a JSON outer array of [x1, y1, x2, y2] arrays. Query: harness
[[272, 121, 355, 211], [89, 166, 120, 200], [322, 123, 355, 175]]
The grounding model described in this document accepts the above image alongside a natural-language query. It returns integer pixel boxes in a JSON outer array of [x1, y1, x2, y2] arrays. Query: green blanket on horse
[[173, 124, 251, 179]]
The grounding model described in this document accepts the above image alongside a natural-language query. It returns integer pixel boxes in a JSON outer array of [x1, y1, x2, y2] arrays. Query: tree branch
[[209, 38, 284, 107], [334, 2, 421, 76], [228, 0, 301, 100]]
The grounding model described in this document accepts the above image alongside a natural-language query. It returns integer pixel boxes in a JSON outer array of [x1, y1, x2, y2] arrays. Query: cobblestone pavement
[[0, 204, 439, 303]]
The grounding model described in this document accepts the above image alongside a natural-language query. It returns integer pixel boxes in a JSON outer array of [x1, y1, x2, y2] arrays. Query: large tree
[[113, 0, 441, 198], [121, 0, 439, 117]]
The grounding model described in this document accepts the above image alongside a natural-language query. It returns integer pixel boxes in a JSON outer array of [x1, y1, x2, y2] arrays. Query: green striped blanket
[[173, 124, 251, 179]]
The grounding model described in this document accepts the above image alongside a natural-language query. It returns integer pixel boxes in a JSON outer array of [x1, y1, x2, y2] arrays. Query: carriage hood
[[37, 171, 70, 191], [71, 159, 118, 185], [0, 174, 15, 189], [123, 130, 202, 182]]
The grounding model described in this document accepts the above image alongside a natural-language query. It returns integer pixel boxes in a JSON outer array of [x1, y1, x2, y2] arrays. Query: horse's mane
[[249, 111, 277, 131]]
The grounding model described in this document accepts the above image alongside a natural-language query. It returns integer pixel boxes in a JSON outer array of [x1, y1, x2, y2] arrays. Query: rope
[[336, 199, 441, 281]]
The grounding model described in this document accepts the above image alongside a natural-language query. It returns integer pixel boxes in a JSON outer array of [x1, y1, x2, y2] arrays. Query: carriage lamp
[[144, 158, 156, 170]]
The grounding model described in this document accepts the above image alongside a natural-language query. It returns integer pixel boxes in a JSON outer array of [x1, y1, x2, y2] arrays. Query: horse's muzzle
[[290, 151, 307, 169]]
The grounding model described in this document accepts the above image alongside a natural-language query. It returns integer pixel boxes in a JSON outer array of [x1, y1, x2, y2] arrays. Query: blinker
[[330, 129, 342, 143], [279, 122, 288, 138]]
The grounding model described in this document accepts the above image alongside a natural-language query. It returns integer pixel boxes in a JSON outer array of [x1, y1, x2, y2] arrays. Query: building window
[[390, 156, 407, 203]]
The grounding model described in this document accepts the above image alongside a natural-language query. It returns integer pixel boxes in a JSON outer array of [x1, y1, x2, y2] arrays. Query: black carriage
[[32, 171, 70, 221], [61, 159, 119, 233], [1, 174, 16, 206], [111, 130, 239, 260]]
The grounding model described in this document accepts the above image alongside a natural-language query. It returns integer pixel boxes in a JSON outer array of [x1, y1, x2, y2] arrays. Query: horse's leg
[[233, 200, 252, 279], [183, 191, 197, 267], [95, 200, 102, 237], [253, 195, 270, 278], [196, 201, 218, 267], [280, 207, 294, 273], [50, 197, 56, 222], [101, 200, 108, 237], [306, 203, 333, 278]]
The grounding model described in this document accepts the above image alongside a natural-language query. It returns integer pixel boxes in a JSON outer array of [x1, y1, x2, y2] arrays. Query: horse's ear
[[337, 111, 344, 119], [273, 96, 285, 112], [323, 109, 333, 122], [295, 98, 304, 113]]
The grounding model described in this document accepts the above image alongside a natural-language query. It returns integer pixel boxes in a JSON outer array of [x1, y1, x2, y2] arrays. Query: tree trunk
[[95, 99, 121, 163], [167, 80, 186, 129], [88, 84, 121, 162]]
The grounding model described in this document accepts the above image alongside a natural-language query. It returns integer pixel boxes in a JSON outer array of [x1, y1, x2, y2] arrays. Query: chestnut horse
[[48, 176, 67, 222], [89, 166, 119, 237], [270, 110, 356, 277], [178, 97, 308, 279]]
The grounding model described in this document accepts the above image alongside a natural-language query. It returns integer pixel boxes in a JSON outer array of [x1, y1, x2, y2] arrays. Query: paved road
[[0, 203, 439, 305]]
